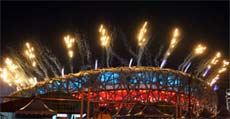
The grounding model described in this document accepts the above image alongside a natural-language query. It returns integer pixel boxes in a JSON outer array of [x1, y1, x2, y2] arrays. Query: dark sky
[[0, 1, 229, 108]]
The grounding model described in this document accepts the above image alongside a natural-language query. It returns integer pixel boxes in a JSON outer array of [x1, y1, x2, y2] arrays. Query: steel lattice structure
[[9, 66, 217, 117]]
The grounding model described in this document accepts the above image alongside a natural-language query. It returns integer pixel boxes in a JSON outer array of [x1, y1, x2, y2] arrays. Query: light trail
[[24, 42, 37, 67], [0, 57, 37, 90], [64, 35, 76, 73], [64, 35, 75, 59], [99, 24, 111, 67], [95, 59, 98, 70], [179, 44, 207, 72], [202, 52, 221, 77], [129, 58, 133, 67], [208, 59, 229, 86], [160, 28, 181, 68], [137, 21, 149, 66]]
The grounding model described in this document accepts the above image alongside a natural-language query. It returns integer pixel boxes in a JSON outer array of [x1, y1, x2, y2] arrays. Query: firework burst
[[0, 22, 228, 91]]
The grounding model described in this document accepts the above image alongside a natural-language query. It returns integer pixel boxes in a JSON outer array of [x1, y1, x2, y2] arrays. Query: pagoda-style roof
[[0, 98, 32, 112], [16, 99, 56, 117], [1, 91, 90, 114]]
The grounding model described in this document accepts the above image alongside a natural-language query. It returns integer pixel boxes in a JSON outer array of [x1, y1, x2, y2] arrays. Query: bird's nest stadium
[[6, 66, 217, 118]]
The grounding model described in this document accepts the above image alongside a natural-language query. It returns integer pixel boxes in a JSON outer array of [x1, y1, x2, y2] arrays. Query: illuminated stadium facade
[[9, 66, 218, 117]]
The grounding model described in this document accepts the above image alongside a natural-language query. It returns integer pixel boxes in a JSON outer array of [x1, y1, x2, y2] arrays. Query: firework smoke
[[75, 33, 92, 69], [117, 28, 137, 58], [41, 51, 58, 77], [154, 45, 164, 67], [143, 48, 153, 66], [110, 50, 128, 65], [33, 42, 62, 78], [106, 47, 111, 67], [34, 42, 62, 79], [24, 42, 49, 79], [137, 47, 144, 66]]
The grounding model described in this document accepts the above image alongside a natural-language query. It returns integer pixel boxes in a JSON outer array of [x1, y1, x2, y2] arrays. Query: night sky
[[1, 1, 229, 109]]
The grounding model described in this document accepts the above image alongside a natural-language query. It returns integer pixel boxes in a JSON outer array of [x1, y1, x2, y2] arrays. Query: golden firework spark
[[64, 35, 75, 58], [99, 24, 110, 47], [24, 42, 37, 67], [166, 28, 181, 56], [194, 44, 207, 55], [209, 59, 229, 86], [137, 21, 148, 47]]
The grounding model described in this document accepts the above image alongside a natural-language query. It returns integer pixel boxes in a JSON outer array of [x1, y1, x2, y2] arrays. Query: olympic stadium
[[3, 66, 217, 118], [0, 7, 228, 118]]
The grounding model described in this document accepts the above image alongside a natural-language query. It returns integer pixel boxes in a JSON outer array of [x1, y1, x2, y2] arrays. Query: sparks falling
[[99, 24, 111, 67], [160, 28, 181, 68], [0, 57, 37, 90], [23, 42, 49, 79], [194, 44, 207, 55], [201, 52, 221, 77], [208, 59, 229, 86], [99, 24, 110, 47], [24, 42, 37, 67], [0, 21, 228, 91], [64, 35, 76, 73], [137, 21, 148, 47], [179, 44, 207, 71], [64, 35, 75, 58], [137, 21, 149, 66]]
